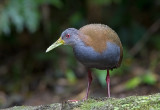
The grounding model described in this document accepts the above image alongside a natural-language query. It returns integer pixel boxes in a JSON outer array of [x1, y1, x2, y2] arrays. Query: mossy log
[[4, 93, 160, 110]]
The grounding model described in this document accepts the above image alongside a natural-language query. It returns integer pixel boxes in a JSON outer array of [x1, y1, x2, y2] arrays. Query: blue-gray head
[[46, 28, 80, 52]]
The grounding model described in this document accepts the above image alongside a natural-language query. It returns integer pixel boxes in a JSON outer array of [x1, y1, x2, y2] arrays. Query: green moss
[[79, 99, 106, 110], [8, 103, 61, 110], [11, 106, 36, 110], [5, 93, 160, 110], [76, 93, 160, 110]]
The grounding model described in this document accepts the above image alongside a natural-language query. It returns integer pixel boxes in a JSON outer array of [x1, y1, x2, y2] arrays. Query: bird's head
[[46, 28, 80, 52]]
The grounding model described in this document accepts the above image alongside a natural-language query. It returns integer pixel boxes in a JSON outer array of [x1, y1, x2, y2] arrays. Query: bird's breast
[[73, 41, 121, 70]]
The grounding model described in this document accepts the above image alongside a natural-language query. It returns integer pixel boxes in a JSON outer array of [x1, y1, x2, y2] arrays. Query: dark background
[[0, 0, 160, 108]]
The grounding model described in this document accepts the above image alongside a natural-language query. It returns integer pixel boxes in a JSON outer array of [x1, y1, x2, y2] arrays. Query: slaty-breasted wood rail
[[46, 24, 123, 100]]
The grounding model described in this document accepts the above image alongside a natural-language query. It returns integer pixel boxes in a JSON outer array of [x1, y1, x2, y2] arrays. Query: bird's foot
[[82, 97, 87, 101], [67, 100, 79, 102], [82, 99, 86, 102], [67, 97, 88, 102]]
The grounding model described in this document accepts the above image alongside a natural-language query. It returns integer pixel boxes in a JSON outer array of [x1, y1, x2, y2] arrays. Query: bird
[[46, 24, 123, 100]]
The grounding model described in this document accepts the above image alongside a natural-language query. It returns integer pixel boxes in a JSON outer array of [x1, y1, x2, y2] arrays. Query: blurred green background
[[0, 0, 160, 108]]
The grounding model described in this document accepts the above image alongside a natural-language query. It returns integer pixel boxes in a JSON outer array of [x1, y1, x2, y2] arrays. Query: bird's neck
[[68, 31, 85, 47]]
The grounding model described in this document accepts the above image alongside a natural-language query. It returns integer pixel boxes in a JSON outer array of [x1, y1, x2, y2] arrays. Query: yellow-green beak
[[46, 37, 65, 52]]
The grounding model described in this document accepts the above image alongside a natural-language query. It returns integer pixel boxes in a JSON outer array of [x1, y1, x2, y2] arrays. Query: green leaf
[[66, 69, 77, 84], [0, 0, 40, 34], [8, 0, 24, 32], [125, 77, 141, 90], [23, 0, 40, 33], [94, 69, 107, 87], [142, 72, 157, 85], [0, 10, 10, 34]]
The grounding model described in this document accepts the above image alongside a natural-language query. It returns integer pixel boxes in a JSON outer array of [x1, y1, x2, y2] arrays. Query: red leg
[[106, 69, 110, 97], [68, 69, 92, 102], [83, 69, 92, 100]]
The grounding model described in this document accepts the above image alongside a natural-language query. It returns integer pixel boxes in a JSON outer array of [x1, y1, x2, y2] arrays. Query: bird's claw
[[67, 100, 78, 103], [67, 97, 87, 102], [82, 97, 87, 101]]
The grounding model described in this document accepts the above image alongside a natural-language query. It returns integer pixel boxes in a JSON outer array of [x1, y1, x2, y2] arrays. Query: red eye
[[66, 34, 70, 38]]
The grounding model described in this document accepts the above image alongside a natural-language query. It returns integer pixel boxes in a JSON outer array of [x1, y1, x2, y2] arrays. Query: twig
[[129, 18, 160, 56]]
